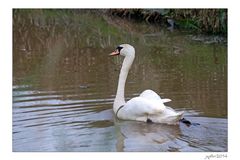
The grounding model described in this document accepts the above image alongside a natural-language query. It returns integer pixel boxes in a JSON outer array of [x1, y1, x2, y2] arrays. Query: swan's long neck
[[113, 54, 135, 113]]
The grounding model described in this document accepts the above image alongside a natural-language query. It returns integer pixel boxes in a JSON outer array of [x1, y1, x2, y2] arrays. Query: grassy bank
[[107, 9, 227, 35], [14, 9, 227, 35]]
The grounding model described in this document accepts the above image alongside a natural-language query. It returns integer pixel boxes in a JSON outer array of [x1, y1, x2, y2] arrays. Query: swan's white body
[[110, 44, 184, 125]]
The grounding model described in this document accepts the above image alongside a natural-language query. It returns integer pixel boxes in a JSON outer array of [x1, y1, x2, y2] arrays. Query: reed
[[108, 9, 227, 35]]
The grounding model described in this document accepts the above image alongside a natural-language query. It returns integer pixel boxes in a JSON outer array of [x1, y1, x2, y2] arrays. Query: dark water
[[13, 10, 227, 152]]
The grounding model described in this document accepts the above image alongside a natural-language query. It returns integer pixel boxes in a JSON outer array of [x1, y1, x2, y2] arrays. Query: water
[[13, 10, 227, 152]]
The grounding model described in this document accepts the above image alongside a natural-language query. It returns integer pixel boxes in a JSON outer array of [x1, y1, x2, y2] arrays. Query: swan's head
[[109, 44, 135, 57]]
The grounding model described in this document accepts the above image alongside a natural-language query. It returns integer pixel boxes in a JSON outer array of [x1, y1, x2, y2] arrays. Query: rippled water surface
[[13, 10, 227, 152]]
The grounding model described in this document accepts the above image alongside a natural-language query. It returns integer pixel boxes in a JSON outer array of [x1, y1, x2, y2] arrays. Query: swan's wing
[[139, 89, 162, 101], [140, 89, 172, 103], [123, 97, 166, 117], [118, 96, 182, 124]]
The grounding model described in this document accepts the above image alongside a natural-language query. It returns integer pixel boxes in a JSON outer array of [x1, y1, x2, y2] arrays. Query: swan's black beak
[[109, 50, 120, 56]]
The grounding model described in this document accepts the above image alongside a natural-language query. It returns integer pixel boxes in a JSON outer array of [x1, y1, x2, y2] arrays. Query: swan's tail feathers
[[162, 98, 172, 103], [176, 111, 184, 121], [164, 111, 184, 125]]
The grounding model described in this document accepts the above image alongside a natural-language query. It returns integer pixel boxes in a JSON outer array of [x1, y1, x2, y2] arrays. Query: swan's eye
[[116, 46, 123, 53]]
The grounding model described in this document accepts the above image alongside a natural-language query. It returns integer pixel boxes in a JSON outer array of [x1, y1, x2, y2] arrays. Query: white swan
[[110, 44, 184, 125]]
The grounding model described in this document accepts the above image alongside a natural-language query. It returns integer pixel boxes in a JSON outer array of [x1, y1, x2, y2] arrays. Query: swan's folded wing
[[123, 97, 166, 117], [140, 89, 161, 101], [140, 90, 172, 103]]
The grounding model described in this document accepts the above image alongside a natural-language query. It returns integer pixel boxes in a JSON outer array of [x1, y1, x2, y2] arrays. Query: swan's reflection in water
[[115, 119, 181, 151], [113, 114, 227, 152]]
